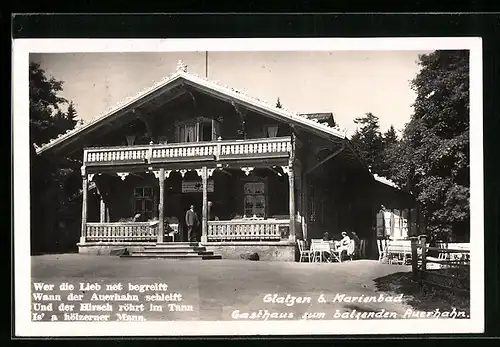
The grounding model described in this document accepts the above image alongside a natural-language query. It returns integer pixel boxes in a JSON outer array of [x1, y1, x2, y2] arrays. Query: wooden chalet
[[35, 61, 417, 260]]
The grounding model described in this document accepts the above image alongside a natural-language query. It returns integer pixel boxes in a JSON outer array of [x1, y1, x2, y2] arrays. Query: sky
[[30, 50, 432, 137]]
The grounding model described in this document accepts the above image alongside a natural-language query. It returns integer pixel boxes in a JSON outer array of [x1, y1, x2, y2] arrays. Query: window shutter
[[179, 126, 186, 143]]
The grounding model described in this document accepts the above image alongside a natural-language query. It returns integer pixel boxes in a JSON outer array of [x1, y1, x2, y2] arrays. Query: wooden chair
[[297, 239, 313, 262], [328, 241, 342, 263]]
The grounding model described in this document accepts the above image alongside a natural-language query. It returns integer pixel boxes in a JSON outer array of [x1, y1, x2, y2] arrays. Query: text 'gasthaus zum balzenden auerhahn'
[[31, 281, 196, 322], [229, 293, 468, 320]]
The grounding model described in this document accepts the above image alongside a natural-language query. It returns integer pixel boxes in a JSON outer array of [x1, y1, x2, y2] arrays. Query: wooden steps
[[120, 242, 222, 260]]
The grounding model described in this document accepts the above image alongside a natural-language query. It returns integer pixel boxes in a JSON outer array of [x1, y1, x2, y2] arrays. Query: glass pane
[[254, 183, 265, 194], [134, 188, 142, 197], [144, 199, 153, 211], [255, 195, 265, 209], [186, 125, 196, 142], [143, 187, 153, 197], [244, 195, 255, 208], [244, 183, 254, 195], [134, 199, 142, 213]]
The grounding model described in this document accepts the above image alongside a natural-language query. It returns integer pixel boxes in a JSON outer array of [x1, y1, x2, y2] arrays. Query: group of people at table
[[306, 231, 360, 263]]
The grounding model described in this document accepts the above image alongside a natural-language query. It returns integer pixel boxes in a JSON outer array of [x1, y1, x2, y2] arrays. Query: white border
[[13, 38, 484, 336]]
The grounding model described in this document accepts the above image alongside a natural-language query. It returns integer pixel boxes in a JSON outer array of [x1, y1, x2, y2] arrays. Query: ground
[[31, 255, 470, 322]]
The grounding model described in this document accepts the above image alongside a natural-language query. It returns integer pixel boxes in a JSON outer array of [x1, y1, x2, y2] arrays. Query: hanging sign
[[182, 180, 214, 193]]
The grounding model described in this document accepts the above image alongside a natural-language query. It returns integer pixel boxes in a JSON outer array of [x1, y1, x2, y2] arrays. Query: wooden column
[[99, 198, 106, 223], [288, 159, 296, 242], [302, 176, 309, 240], [96, 184, 106, 223], [201, 166, 208, 244], [80, 166, 88, 244], [157, 168, 165, 243]]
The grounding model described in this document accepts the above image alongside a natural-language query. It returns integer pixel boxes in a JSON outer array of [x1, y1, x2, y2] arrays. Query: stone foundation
[[203, 241, 296, 261], [77, 242, 154, 255]]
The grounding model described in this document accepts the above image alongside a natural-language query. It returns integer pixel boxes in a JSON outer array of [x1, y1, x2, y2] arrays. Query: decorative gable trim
[[36, 68, 347, 155]]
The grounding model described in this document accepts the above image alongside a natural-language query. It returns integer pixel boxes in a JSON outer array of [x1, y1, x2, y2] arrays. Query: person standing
[[185, 205, 199, 242]]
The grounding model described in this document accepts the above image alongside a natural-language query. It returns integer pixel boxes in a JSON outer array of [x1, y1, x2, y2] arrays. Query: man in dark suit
[[185, 205, 199, 242]]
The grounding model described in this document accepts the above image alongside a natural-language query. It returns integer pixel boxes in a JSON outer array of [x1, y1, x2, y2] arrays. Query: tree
[[386, 50, 470, 241], [53, 101, 79, 137], [276, 97, 283, 109], [383, 125, 398, 148], [30, 62, 81, 253], [378, 125, 399, 178], [350, 112, 385, 174], [30, 62, 67, 146]]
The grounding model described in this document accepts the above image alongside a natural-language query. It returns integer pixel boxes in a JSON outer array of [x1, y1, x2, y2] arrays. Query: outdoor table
[[310, 242, 332, 263]]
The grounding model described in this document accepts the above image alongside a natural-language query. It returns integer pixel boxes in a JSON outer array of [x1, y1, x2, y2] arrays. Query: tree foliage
[[385, 50, 470, 240], [383, 125, 398, 148], [30, 62, 76, 146], [30, 62, 81, 253], [350, 112, 385, 175]]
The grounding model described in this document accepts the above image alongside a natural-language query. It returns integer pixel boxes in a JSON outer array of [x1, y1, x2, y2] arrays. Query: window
[[243, 182, 266, 217], [134, 187, 153, 221], [176, 117, 221, 143]]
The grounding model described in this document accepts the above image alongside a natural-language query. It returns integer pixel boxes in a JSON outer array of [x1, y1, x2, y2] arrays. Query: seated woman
[[339, 232, 351, 259], [340, 231, 351, 247]]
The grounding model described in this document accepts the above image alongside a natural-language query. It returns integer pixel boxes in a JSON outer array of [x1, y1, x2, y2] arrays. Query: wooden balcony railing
[[85, 221, 159, 242], [207, 219, 290, 241], [83, 137, 292, 165]]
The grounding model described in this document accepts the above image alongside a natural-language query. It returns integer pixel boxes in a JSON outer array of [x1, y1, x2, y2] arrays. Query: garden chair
[[328, 241, 342, 263], [297, 239, 313, 262], [377, 239, 388, 263]]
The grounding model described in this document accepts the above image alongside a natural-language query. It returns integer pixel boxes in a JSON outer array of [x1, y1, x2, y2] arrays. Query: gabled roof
[[36, 62, 347, 154], [33, 61, 410, 195]]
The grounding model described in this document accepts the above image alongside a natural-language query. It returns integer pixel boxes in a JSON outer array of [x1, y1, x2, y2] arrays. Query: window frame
[[133, 186, 154, 221], [242, 179, 267, 218]]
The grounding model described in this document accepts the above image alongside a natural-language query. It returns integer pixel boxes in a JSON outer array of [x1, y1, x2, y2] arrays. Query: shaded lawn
[[373, 271, 470, 315]]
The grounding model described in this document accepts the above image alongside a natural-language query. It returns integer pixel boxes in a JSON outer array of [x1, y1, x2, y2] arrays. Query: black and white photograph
[[13, 37, 484, 336]]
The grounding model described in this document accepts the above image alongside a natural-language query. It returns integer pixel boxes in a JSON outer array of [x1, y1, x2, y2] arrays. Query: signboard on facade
[[182, 180, 214, 193]]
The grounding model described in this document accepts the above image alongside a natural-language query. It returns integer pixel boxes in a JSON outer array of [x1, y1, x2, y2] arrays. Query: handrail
[[87, 221, 159, 226], [84, 136, 291, 151], [207, 219, 289, 225]]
